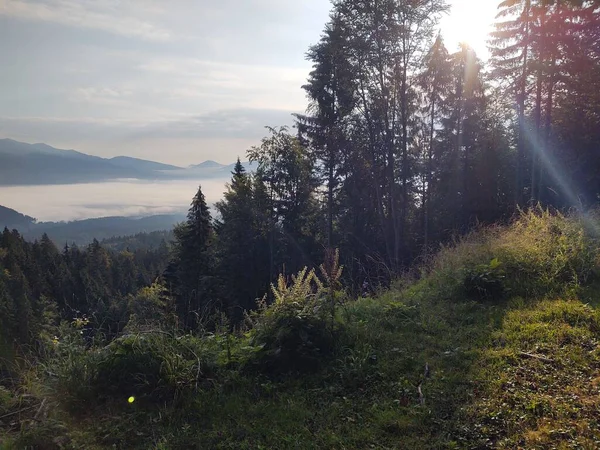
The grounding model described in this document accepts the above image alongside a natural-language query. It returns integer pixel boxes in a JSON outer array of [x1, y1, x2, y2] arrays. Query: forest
[[2, 0, 600, 448]]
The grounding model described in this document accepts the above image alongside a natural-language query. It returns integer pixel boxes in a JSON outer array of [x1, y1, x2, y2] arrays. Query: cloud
[[70, 87, 133, 105], [0, 0, 172, 41], [126, 108, 296, 140], [0, 0, 330, 165], [0, 178, 228, 221], [137, 57, 308, 110], [0, 108, 295, 139]]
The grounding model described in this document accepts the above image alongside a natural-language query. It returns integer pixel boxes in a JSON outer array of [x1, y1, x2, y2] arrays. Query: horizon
[[0, 0, 497, 166], [0, 136, 252, 166]]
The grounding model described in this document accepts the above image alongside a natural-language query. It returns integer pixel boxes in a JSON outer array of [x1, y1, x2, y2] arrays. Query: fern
[[319, 248, 343, 289], [271, 267, 322, 309]]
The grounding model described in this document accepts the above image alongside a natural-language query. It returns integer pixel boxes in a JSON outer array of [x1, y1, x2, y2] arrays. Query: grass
[[462, 298, 600, 449], [2, 208, 600, 449]]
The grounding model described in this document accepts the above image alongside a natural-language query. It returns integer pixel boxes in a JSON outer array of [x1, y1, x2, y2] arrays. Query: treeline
[[101, 230, 174, 252], [164, 0, 600, 328], [0, 230, 169, 351], [293, 0, 600, 268]]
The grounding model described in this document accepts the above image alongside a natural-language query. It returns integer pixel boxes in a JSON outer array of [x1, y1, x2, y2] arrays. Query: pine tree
[[417, 35, 453, 249], [171, 185, 217, 329], [296, 14, 356, 248], [215, 159, 267, 319], [433, 44, 487, 234], [248, 126, 320, 276], [490, 0, 536, 205]]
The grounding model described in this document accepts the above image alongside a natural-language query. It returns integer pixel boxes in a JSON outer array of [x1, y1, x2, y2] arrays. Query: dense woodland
[[166, 0, 600, 329], [0, 232, 169, 352], [2, 0, 600, 345], [2, 0, 600, 447]]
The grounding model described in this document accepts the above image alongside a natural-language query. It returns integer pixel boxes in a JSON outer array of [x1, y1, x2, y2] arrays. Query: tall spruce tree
[[417, 35, 453, 249], [490, 0, 536, 205], [171, 185, 217, 329], [296, 14, 356, 248], [248, 126, 321, 277], [215, 160, 269, 320]]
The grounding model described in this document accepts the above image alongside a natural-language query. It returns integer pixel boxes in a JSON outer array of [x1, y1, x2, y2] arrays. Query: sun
[[439, 0, 498, 58]]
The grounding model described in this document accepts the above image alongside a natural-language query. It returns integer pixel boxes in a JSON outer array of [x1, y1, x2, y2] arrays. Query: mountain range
[[0, 204, 184, 245], [0, 138, 257, 186]]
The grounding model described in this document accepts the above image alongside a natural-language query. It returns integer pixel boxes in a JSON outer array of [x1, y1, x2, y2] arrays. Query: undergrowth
[[2, 208, 600, 449]]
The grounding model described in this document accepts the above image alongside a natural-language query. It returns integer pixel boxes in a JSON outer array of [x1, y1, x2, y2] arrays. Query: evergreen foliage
[[0, 227, 168, 356], [168, 185, 218, 329], [215, 160, 270, 320]]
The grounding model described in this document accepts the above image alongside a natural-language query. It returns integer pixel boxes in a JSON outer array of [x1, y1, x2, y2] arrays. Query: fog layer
[[0, 179, 227, 222]]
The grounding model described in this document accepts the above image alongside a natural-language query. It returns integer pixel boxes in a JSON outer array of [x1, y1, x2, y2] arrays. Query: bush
[[94, 332, 221, 402], [496, 208, 599, 297], [44, 319, 99, 412], [248, 268, 338, 375], [47, 319, 221, 411], [125, 283, 177, 333], [426, 209, 600, 303], [0, 385, 15, 415]]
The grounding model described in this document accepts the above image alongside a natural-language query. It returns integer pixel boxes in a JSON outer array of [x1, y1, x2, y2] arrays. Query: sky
[[0, 0, 498, 167]]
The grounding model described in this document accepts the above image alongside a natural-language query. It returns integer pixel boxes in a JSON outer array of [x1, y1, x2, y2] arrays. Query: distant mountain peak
[[191, 160, 225, 169]]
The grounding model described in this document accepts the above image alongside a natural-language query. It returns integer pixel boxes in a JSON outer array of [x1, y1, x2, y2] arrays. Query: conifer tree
[[417, 35, 453, 248], [296, 14, 356, 248], [248, 127, 320, 276], [215, 160, 267, 318], [490, 0, 535, 205], [171, 185, 217, 329]]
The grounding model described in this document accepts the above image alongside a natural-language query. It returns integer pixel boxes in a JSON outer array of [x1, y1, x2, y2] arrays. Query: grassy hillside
[[2, 209, 600, 449]]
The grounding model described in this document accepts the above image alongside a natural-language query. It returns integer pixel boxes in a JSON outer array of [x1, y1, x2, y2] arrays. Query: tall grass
[[421, 208, 600, 302]]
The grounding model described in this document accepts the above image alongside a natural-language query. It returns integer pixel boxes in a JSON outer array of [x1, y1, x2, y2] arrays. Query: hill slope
[[2, 210, 600, 448], [0, 205, 36, 228], [23, 214, 184, 245], [108, 156, 182, 172], [0, 138, 144, 185]]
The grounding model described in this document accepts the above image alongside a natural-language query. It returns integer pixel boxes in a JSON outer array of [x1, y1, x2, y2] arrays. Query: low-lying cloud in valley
[[0, 179, 228, 222]]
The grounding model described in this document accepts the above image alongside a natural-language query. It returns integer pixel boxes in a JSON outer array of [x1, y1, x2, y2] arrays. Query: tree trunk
[[517, 0, 531, 207], [532, 6, 546, 204], [400, 40, 409, 267], [424, 94, 436, 250], [542, 53, 556, 204], [327, 156, 334, 248]]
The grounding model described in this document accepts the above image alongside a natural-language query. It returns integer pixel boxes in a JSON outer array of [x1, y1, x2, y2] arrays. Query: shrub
[[496, 208, 599, 297], [125, 283, 177, 333], [44, 319, 100, 412], [94, 332, 221, 402], [48, 319, 220, 410], [248, 268, 338, 375], [0, 385, 15, 415], [425, 208, 600, 303]]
